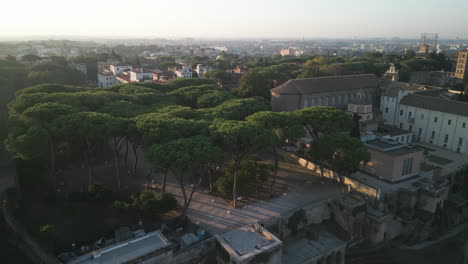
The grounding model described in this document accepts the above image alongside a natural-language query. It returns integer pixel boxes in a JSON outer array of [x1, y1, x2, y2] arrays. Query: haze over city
[[3, 1, 468, 264], [2, 0, 468, 39]]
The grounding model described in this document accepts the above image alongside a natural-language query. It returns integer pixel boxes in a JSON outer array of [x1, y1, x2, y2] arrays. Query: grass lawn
[[428, 155, 453, 165]]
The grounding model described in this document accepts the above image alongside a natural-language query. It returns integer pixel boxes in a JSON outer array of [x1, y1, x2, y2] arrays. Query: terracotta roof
[[400, 94, 468, 117], [270, 74, 381, 95]]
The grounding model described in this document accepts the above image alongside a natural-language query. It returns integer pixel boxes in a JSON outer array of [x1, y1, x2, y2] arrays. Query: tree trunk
[[124, 137, 129, 169], [232, 158, 240, 208], [146, 166, 153, 190], [113, 137, 122, 190], [132, 143, 139, 175], [270, 148, 279, 195], [177, 171, 189, 217], [48, 137, 57, 189], [162, 170, 168, 192], [84, 137, 94, 187], [207, 163, 214, 192]]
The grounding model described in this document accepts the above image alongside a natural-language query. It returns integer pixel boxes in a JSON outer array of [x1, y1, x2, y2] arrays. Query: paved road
[[162, 161, 342, 235]]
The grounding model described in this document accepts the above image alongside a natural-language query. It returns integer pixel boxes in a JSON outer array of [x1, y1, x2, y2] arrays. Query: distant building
[[280, 48, 295, 56], [195, 64, 212, 78], [97, 71, 118, 88], [270, 74, 381, 112], [130, 68, 154, 82], [455, 50, 468, 83], [419, 44, 430, 54], [175, 66, 193, 78], [383, 63, 399, 82], [110, 63, 132, 76], [233, 66, 247, 74]]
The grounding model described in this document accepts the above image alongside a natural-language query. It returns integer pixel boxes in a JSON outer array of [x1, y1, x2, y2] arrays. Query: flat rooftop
[[283, 231, 345, 264], [67, 231, 171, 264], [366, 140, 421, 156], [216, 224, 282, 262]]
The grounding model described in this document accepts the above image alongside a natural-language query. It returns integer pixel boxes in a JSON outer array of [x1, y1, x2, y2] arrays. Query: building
[[216, 224, 282, 264], [130, 68, 154, 82], [110, 63, 132, 76], [67, 230, 172, 264], [195, 64, 212, 78], [97, 71, 118, 88], [270, 74, 381, 112], [280, 48, 295, 56], [455, 50, 468, 83], [175, 66, 193, 78], [364, 139, 424, 182], [381, 86, 468, 154], [383, 63, 398, 82], [347, 101, 378, 133]]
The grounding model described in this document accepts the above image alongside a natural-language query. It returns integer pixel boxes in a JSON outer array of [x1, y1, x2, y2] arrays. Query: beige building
[[270, 74, 381, 112], [455, 50, 468, 83], [364, 140, 424, 182]]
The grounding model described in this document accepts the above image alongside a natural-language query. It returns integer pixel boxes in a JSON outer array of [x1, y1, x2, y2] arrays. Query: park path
[[161, 162, 342, 235]]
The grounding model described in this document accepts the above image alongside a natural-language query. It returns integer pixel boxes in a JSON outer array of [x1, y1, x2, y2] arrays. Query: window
[[463, 122, 466, 128], [407, 135, 411, 142], [434, 117, 438, 123], [444, 134, 449, 143], [402, 158, 414, 176], [418, 128, 422, 137], [385, 107, 388, 113], [448, 120, 452, 125], [421, 114, 425, 119], [400, 110, 403, 116], [431, 131, 435, 139], [409, 125, 413, 131], [459, 138, 464, 146], [409, 112, 412, 117]]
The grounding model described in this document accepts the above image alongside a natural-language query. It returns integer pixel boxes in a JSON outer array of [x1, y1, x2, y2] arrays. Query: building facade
[[175, 67, 193, 78], [455, 50, 468, 83], [381, 92, 468, 154], [97, 73, 118, 88], [270, 74, 381, 112]]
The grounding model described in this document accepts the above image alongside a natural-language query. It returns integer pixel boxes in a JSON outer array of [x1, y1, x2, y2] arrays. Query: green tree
[[246, 111, 304, 193], [350, 113, 361, 138], [295, 106, 353, 138], [21, 54, 41, 63], [210, 120, 276, 207], [146, 136, 222, 215]]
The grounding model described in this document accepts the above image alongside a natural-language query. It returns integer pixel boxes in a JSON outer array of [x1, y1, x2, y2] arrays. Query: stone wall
[[281, 150, 380, 199]]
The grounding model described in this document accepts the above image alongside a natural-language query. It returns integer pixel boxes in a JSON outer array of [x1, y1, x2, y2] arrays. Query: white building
[[195, 64, 212, 78], [381, 90, 468, 154], [175, 66, 193, 78], [98, 73, 118, 88], [130, 68, 153, 82], [110, 64, 132, 76]]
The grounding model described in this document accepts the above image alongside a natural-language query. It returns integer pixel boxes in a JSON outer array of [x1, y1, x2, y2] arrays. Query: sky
[[1, 0, 468, 39]]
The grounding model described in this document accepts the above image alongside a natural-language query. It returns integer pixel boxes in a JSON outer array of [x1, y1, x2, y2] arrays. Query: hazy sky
[[2, 0, 467, 39]]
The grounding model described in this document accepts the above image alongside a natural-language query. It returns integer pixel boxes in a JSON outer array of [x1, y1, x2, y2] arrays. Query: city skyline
[[2, 0, 468, 40]]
